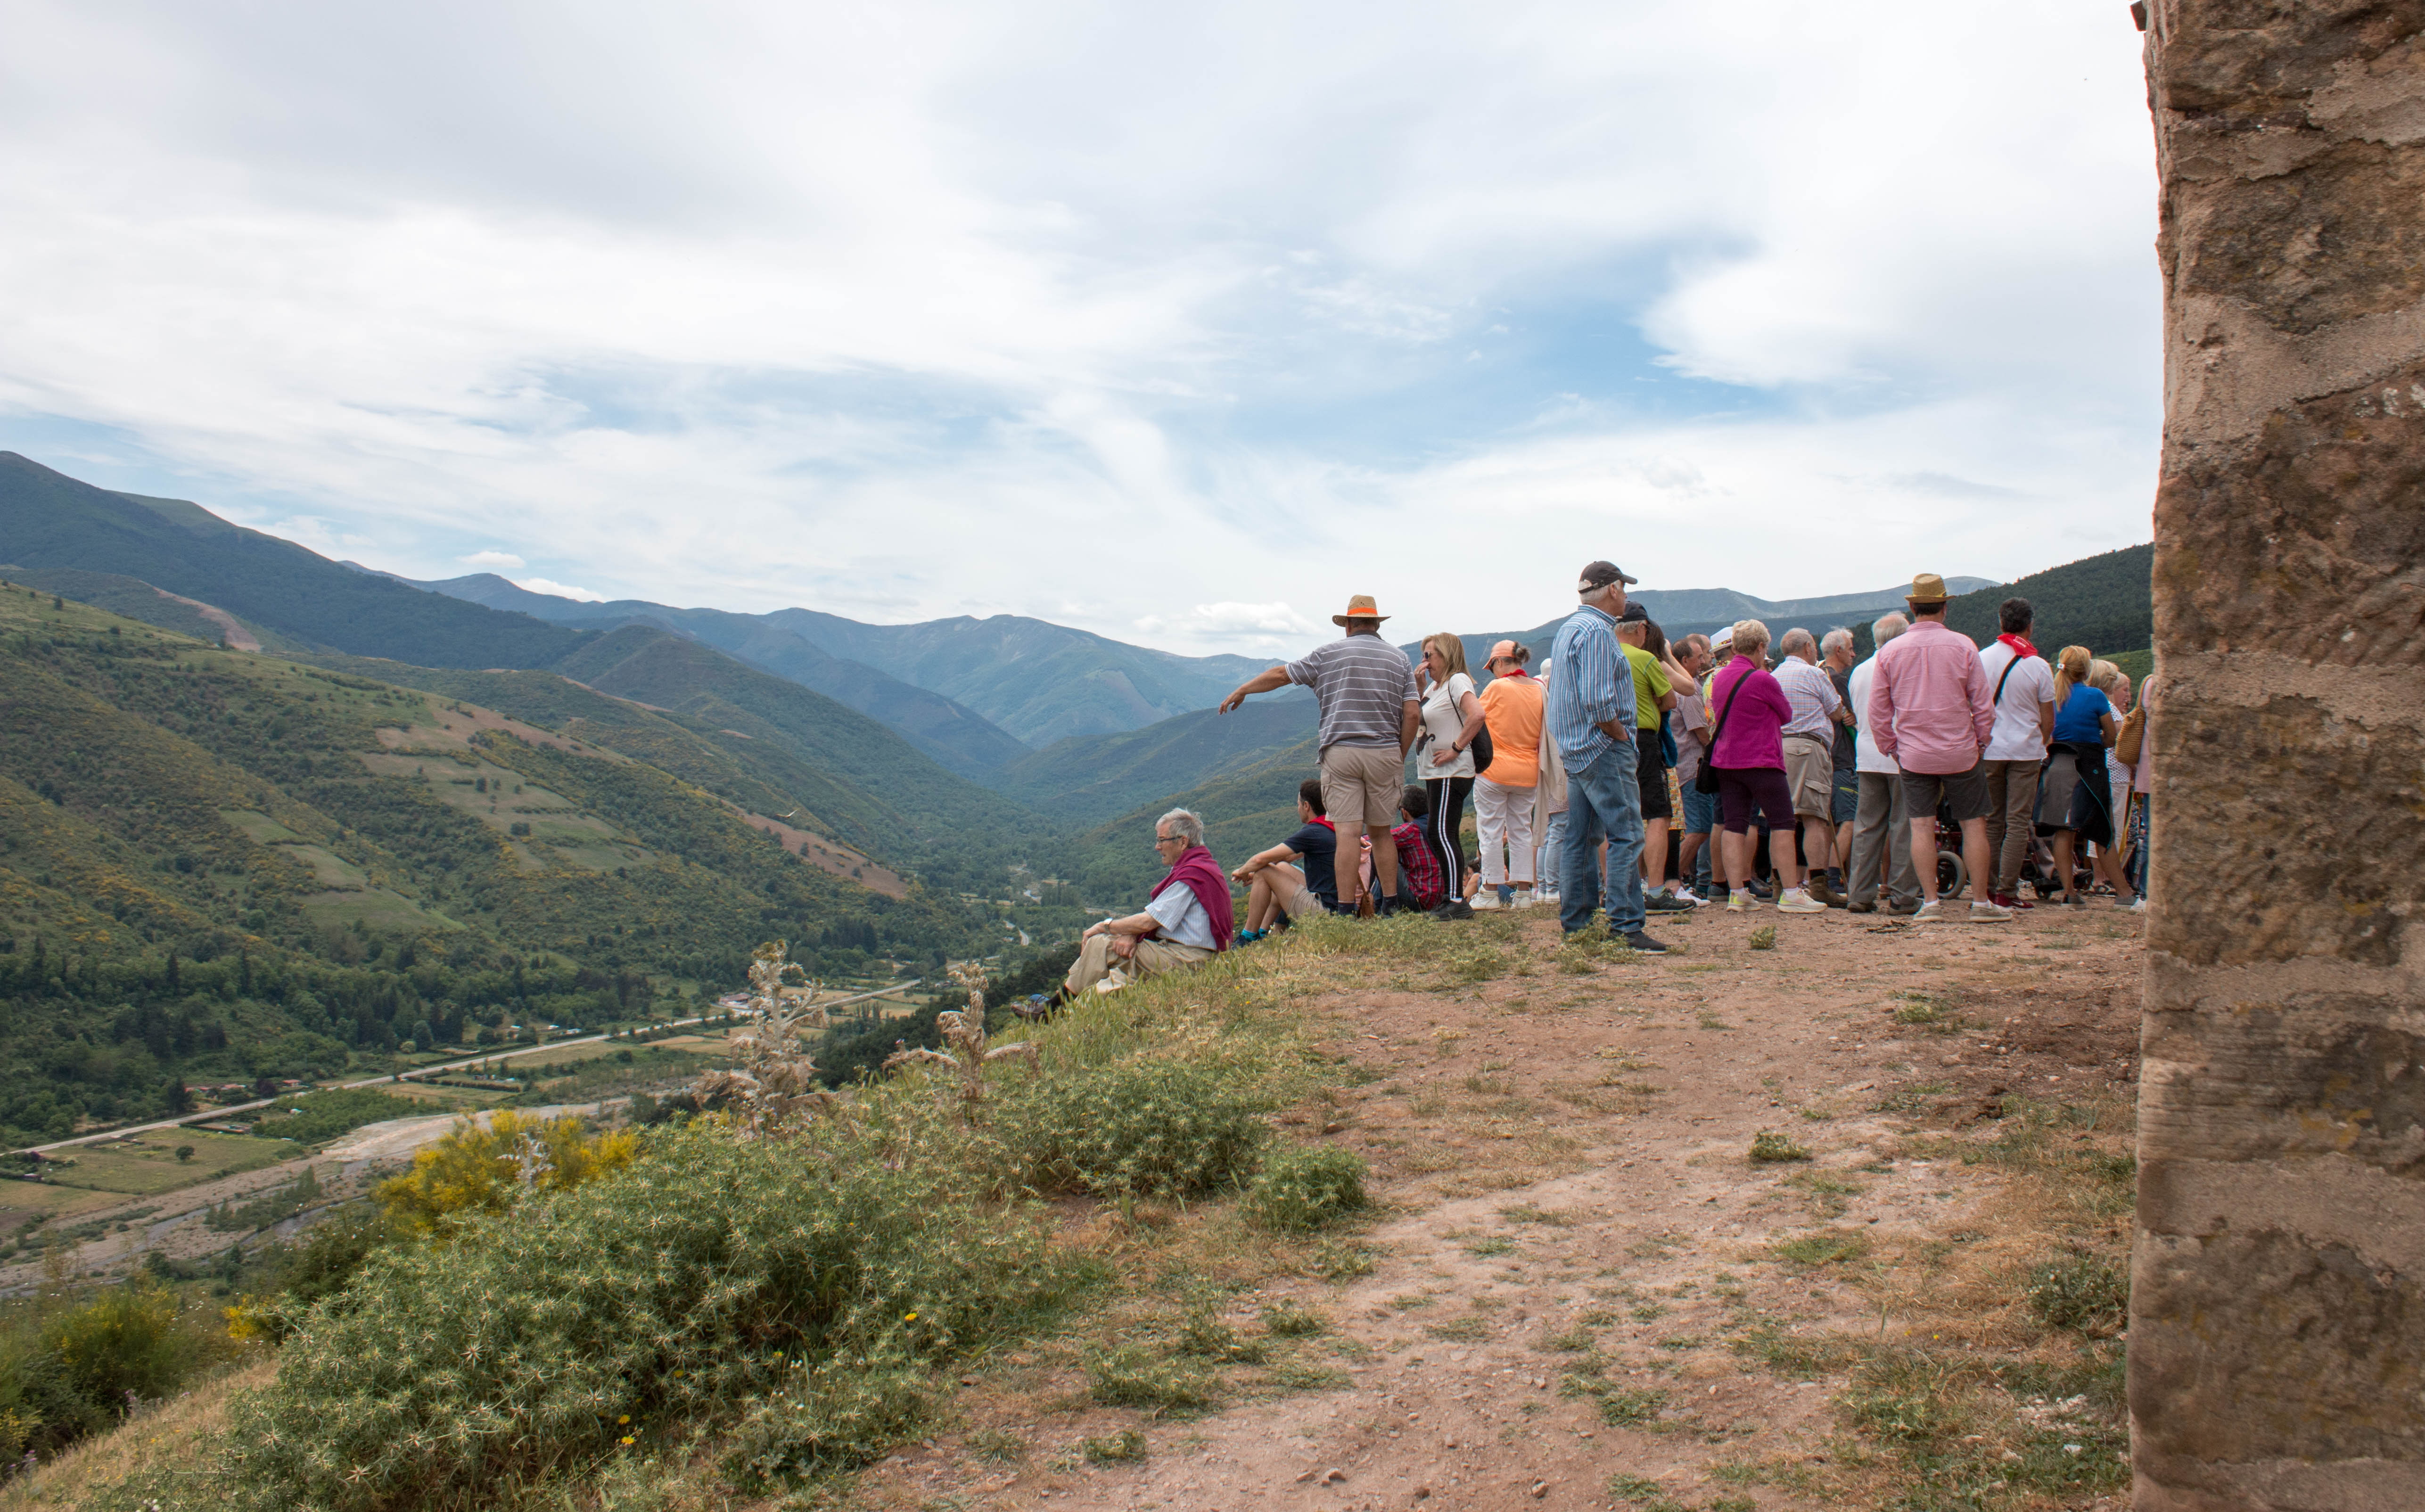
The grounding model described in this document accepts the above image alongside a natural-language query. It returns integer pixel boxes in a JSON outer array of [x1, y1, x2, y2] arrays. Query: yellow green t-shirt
[[1622, 644, 1671, 731]]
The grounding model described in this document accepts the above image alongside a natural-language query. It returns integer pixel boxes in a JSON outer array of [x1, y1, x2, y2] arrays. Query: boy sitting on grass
[[1232, 779, 1338, 943], [1360, 785, 1447, 913]]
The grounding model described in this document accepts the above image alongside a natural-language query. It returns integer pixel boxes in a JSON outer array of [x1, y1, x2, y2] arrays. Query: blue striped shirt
[[1547, 605, 1635, 770]]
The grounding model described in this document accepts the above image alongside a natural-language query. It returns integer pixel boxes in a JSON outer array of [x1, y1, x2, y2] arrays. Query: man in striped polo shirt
[[1220, 595, 1421, 915], [1546, 561, 1669, 955]]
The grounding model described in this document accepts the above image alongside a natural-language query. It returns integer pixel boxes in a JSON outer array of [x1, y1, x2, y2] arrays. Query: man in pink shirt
[[1865, 573, 2009, 922]]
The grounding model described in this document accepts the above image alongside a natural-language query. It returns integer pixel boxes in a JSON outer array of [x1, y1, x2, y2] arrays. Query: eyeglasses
[[1153, 833, 1182, 846]]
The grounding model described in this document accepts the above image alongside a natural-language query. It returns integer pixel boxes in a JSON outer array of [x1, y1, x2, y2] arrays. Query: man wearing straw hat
[[1221, 595, 1422, 915], [1866, 572, 2008, 923]]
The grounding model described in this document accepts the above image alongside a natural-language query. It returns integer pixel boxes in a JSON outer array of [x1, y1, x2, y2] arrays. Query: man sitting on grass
[[1232, 779, 1338, 943], [1064, 808, 1234, 995]]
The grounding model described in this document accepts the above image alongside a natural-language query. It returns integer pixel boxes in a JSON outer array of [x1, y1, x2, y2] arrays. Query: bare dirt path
[[860, 898, 2142, 1512]]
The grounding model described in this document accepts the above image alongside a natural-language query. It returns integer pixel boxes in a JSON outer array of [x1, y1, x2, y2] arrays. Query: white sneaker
[[1912, 899, 1945, 923], [1471, 893, 1500, 910], [1970, 900, 2014, 922], [1726, 890, 1751, 913], [1534, 890, 1560, 908], [1508, 891, 1536, 910], [1776, 889, 1825, 914], [1667, 888, 1702, 907], [2126, 897, 2146, 914]]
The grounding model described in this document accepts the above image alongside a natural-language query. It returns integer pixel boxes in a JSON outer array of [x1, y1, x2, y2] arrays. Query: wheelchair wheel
[[1937, 853, 1967, 898]]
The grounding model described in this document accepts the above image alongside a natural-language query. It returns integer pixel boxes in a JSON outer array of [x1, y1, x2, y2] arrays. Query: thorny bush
[[1241, 1143, 1369, 1232], [222, 1117, 1079, 1512], [991, 1054, 1269, 1198]]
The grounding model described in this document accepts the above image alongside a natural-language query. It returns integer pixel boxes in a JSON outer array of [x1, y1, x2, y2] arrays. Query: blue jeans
[[1537, 811, 1568, 892], [1562, 749, 1647, 936]]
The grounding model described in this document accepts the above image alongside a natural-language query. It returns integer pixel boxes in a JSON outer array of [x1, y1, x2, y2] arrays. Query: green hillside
[[0, 586, 995, 1146], [551, 627, 1066, 895], [1068, 737, 1320, 902], [1944, 544, 2153, 657], [0, 452, 590, 668], [998, 697, 1318, 826]]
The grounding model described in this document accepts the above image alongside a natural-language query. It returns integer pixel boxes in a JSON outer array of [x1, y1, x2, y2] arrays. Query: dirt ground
[[853, 896, 2143, 1512]]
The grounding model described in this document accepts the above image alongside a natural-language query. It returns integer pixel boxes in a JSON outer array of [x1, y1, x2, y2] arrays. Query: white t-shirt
[[1144, 882, 1217, 951], [1850, 657, 1898, 775], [1978, 643, 2057, 762], [1418, 671, 1479, 779]]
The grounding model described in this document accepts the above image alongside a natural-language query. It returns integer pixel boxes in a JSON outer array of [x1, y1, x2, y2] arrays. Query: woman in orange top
[[1473, 640, 1544, 908]]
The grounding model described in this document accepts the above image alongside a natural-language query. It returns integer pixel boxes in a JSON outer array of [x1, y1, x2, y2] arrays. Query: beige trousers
[[1064, 934, 1215, 995]]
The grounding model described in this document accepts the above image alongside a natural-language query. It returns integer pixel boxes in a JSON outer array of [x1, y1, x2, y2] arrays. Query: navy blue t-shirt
[[1284, 821, 1339, 904], [2053, 686, 2113, 746]]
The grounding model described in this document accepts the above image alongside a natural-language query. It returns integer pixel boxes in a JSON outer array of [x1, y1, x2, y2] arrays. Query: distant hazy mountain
[[758, 610, 1278, 746], [411, 575, 1029, 782]]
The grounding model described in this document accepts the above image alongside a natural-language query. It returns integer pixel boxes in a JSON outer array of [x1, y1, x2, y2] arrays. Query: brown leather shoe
[[1807, 876, 1846, 909]]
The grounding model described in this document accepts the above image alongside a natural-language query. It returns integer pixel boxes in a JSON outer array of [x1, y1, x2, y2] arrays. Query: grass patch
[[1080, 1427, 1146, 1463], [1260, 1300, 1327, 1338], [1241, 1143, 1367, 1233], [1748, 1131, 1812, 1163], [1774, 1230, 1873, 1268], [1085, 1347, 1219, 1412], [2027, 1251, 2129, 1337]]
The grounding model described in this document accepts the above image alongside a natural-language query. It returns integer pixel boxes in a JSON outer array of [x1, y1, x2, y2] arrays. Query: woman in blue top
[[2035, 645, 2133, 907]]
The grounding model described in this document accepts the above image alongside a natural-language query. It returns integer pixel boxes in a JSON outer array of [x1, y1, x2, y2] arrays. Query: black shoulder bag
[[1694, 677, 1749, 795]]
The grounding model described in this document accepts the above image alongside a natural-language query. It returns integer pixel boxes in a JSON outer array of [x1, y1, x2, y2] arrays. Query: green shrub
[[2027, 1252, 2129, 1337], [44, 1282, 214, 1408], [224, 1118, 1076, 1511], [1748, 926, 1777, 951], [1241, 1144, 1368, 1232], [995, 1056, 1268, 1198]]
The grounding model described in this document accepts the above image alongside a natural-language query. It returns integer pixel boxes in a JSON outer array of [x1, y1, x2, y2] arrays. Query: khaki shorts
[[1281, 884, 1324, 920], [1321, 743, 1403, 828], [1784, 734, 1835, 818]]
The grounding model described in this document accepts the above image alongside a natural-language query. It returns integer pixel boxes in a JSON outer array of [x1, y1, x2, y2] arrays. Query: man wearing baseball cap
[[1543, 561, 1669, 953], [1220, 594, 1422, 915], [1865, 573, 2007, 922]]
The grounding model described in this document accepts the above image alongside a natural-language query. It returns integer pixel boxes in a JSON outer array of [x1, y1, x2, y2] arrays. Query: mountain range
[[0, 449, 2150, 905]]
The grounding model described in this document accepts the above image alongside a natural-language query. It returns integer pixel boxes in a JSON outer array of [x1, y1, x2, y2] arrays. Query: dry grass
[[0, 1356, 274, 1511]]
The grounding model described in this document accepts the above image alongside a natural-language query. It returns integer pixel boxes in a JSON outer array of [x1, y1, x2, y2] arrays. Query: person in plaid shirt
[[1369, 785, 1447, 910]]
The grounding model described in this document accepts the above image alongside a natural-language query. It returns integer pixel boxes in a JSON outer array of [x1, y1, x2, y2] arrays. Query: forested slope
[[1945, 544, 2153, 656], [0, 585, 994, 1145]]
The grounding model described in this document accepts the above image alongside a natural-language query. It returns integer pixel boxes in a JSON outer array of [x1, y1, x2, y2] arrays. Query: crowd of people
[[1064, 567, 2154, 997]]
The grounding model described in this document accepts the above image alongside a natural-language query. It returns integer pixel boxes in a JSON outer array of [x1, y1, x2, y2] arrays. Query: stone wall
[[2134, 3, 2425, 1509]]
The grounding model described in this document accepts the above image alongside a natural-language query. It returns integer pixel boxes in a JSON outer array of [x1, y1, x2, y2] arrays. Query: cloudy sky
[[0, 0, 2160, 655]]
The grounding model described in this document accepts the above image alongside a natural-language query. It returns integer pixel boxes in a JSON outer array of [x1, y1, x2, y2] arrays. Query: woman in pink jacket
[[1703, 622, 1822, 913]]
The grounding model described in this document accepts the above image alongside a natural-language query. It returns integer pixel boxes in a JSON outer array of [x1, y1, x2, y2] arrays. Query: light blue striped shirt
[[1546, 605, 1635, 771]]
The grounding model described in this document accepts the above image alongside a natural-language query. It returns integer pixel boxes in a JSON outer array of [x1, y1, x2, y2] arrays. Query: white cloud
[[0, 0, 2160, 657], [516, 578, 605, 602]]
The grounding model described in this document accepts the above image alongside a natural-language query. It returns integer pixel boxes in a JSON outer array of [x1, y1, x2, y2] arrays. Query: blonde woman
[[2035, 646, 2134, 907], [1415, 633, 1487, 916]]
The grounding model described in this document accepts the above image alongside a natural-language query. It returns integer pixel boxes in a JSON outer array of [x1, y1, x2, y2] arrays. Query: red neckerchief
[[1307, 816, 1335, 831], [1997, 633, 2039, 660]]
